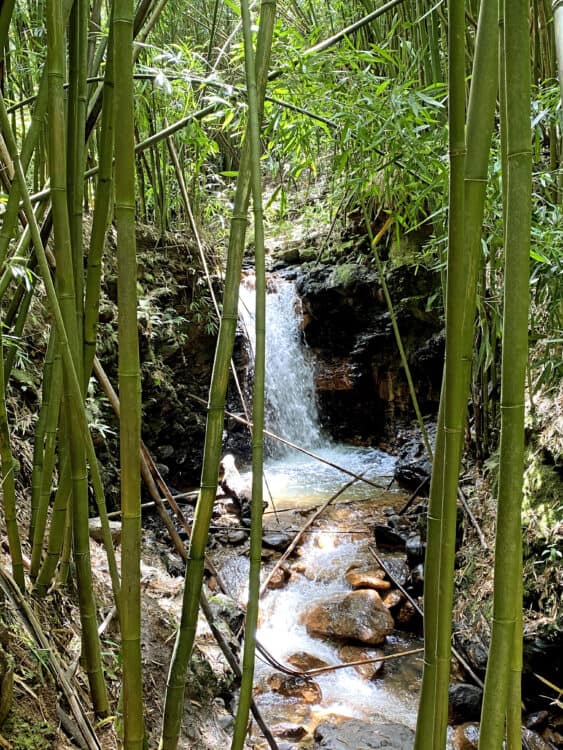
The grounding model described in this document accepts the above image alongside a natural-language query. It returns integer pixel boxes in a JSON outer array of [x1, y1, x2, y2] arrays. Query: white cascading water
[[238, 273, 396, 504], [238, 274, 326, 455]]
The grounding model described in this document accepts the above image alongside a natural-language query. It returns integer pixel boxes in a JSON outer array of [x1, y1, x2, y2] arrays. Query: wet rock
[[299, 247, 318, 263], [522, 636, 563, 711], [394, 455, 432, 492], [267, 565, 291, 590], [453, 633, 488, 677], [272, 723, 308, 741], [164, 553, 184, 577], [208, 593, 245, 633], [217, 714, 234, 731], [452, 723, 479, 750], [302, 590, 394, 645], [88, 518, 121, 545], [408, 563, 424, 595], [379, 556, 409, 587], [374, 525, 407, 551], [262, 531, 293, 551], [521, 728, 552, 750], [267, 674, 322, 704], [216, 529, 248, 545], [393, 427, 435, 491], [157, 444, 175, 459], [542, 727, 563, 748], [338, 645, 385, 680], [314, 720, 414, 749], [345, 566, 392, 592], [406, 534, 425, 566], [448, 684, 483, 724], [276, 246, 300, 265], [395, 600, 419, 630], [287, 652, 330, 672], [296, 261, 443, 445], [382, 590, 404, 610], [525, 711, 549, 732], [219, 454, 251, 508]]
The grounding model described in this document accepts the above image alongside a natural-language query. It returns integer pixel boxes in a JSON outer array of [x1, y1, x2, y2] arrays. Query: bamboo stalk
[[415, 1, 499, 745], [478, 0, 531, 745], [230, 0, 269, 742], [113, 0, 144, 741], [83, 20, 114, 386]]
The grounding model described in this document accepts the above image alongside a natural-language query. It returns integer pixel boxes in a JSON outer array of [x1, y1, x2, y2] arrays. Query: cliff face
[[293, 261, 444, 445]]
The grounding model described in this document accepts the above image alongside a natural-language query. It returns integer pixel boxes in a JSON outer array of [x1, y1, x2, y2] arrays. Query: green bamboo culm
[[159, 3, 276, 748], [414, 0, 466, 744], [478, 0, 531, 746], [30, 347, 62, 579], [113, 0, 144, 743], [434, 2, 499, 746], [0, 0, 15, 53], [29, 329, 62, 568], [66, 0, 88, 371], [45, 0, 109, 716], [230, 0, 268, 744], [415, 1, 500, 746], [497, 14, 523, 749]]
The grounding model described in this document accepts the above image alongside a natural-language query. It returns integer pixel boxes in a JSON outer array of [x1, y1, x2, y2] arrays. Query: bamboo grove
[[0, 0, 560, 749]]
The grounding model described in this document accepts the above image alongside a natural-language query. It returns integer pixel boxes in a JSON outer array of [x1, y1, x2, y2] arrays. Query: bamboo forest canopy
[[2, 0, 560, 382]]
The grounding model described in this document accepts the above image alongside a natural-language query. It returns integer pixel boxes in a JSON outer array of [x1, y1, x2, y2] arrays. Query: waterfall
[[238, 274, 327, 455]]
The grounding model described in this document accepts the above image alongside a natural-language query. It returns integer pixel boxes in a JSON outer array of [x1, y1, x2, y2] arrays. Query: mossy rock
[[275, 246, 300, 264], [326, 262, 364, 291], [299, 247, 318, 262]]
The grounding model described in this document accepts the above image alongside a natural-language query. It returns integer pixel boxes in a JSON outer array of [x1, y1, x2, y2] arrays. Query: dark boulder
[[374, 525, 407, 552], [448, 684, 483, 725]]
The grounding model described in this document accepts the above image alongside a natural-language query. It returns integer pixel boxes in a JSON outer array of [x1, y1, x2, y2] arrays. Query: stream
[[219, 275, 437, 747]]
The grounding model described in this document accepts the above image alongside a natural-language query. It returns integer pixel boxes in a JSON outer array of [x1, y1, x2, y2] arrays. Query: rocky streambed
[[211, 482, 428, 750]]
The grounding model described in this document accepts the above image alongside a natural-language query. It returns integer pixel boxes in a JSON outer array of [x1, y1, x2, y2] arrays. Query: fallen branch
[[305, 647, 424, 676]]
